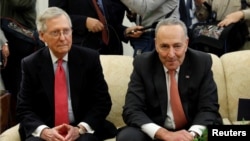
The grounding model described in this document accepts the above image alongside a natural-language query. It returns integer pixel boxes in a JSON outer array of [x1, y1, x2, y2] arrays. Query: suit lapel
[[67, 48, 83, 112], [153, 58, 168, 118], [153, 51, 193, 119], [39, 49, 55, 107], [178, 53, 192, 115]]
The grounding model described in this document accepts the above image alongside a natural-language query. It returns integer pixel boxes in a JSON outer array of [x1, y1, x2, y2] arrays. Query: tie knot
[[57, 59, 63, 66], [168, 70, 176, 76]]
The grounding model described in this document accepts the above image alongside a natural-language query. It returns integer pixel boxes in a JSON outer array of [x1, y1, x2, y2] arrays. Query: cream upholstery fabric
[[220, 50, 250, 122], [0, 124, 20, 140], [100, 55, 133, 128], [210, 54, 229, 120]]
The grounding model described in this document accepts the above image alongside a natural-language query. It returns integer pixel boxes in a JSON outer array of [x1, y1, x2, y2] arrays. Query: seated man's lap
[[116, 126, 152, 141], [25, 133, 99, 141]]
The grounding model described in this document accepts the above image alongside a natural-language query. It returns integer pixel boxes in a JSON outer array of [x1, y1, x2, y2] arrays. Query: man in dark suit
[[16, 7, 116, 141], [116, 18, 222, 141], [49, 0, 142, 55]]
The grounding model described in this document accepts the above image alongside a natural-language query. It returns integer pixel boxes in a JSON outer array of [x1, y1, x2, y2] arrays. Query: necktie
[[54, 59, 69, 126], [92, 0, 109, 45], [179, 0, 192, 28], [169, 70, 187, 129]]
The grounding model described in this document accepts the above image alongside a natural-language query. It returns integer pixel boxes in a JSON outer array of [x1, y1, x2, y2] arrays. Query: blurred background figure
[[120, 0, 179, 57], [192, 0, 250, 52], [1, 0, 44, 126], [195, 0, 242, 22], [49, 0, 142, 55], [179, 0, 200, 43], [0, 28, 9, 90], [218, 7, 250, 50]]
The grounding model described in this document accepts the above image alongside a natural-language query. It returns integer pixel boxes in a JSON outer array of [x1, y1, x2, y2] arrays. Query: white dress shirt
[[32, 49, 94, 137], [141, 66, 205, 139]]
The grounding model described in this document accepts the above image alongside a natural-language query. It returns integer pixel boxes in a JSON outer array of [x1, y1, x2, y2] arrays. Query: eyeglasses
[[47, 28, 72, 38]]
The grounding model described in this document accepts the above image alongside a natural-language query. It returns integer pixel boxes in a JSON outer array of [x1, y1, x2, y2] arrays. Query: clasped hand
[[41, 124, 80, 141], [155, 128, 195, 141]]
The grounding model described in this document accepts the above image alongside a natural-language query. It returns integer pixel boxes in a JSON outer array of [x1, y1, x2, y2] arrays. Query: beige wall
[[36, 0, 48, 14], [36, 0, 134, 56]]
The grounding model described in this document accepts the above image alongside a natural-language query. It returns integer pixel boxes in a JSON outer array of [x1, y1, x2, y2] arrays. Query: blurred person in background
[[49, 0, 142, 55], [1, 0, 44, 126], [195, 0, 242, 22], [218, 7, 250, 50], [121, 0, 179, 57], [0, 28, 9, 90]]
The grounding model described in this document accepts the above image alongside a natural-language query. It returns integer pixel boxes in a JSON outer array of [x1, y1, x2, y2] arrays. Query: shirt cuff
[[32, 125, 49, 137], [188, 125, 206, 137], [141, 123, 161, 139], [242, 9, 250, 20], [79, 122, 95, 134]]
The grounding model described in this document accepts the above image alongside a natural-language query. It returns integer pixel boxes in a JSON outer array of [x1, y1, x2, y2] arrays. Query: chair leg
[[0, 92, 11, 133]]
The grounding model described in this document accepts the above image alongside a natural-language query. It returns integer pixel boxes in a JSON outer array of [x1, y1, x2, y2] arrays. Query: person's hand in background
[[1, 43, 9, 68], [218, 11, 244, 27], [86, 17, 105, 33], [125, 26, 144, 38]]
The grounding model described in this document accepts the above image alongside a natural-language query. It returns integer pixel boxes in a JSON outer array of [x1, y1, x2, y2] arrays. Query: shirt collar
[[49, 49, 68, 64], [163, 66, 180, 74]]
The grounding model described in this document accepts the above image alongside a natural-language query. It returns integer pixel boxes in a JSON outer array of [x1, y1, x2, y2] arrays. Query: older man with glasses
[[16, 7, 117, 141]]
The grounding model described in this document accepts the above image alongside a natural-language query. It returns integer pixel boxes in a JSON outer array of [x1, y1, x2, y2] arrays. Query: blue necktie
[[179, 0, 192, 27]]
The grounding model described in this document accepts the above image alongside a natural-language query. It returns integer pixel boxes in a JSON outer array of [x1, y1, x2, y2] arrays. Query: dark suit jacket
[[122, 48, 222, 130], [16, 45, 116, 140], [49, 0, 128, 55]]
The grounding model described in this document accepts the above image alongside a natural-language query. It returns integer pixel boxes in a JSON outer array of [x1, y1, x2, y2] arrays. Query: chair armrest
[[0, 124, 20, 141], [222, 118, 232, 125], [232, 120, 250, 125], [0, 92, 11, 133]]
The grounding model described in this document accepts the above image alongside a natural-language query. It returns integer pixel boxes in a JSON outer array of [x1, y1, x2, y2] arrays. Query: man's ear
[[186, 37, 189, 45], [39, 31, 45, 42], [39, 32, 48, 46]]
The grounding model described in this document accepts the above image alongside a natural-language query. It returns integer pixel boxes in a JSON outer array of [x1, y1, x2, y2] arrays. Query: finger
[[54, 133, 65, 141], [91, 27, 98, 32], [217, 22, 225, 27], [3, 59, 7, 67]]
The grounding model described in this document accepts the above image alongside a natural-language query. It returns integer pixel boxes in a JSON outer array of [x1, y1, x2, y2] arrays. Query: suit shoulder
[[187, 48, 211, 60], [133, 51, 159, 69], [71, 45, 99, 56], [69, 45, 100, 65], [22, 47, 47, 63], [186, 48, 213, 69]]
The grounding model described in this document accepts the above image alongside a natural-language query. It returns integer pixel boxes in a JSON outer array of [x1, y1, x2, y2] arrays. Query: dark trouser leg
[[25, 137, 44, 141], [116, 126, 152, 141], [77, 133, 100, 141], [25, 133, 99, 141]]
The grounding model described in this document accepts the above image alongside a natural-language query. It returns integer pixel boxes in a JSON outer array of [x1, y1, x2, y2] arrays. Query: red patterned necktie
[[92, 0, 109, 45], [169, 70, 187, 129], [54, 59, 69, 126]]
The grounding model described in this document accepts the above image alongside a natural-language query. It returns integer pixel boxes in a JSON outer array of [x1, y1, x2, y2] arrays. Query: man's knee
[[25, 136, 44, 141], [77, 133, 99, 141], [116, 126, 151, 141]]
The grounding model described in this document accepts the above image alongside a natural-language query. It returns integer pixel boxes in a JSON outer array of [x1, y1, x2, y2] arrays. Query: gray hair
[[155, 18, 188, 38], [36, 7, 72, 32]]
